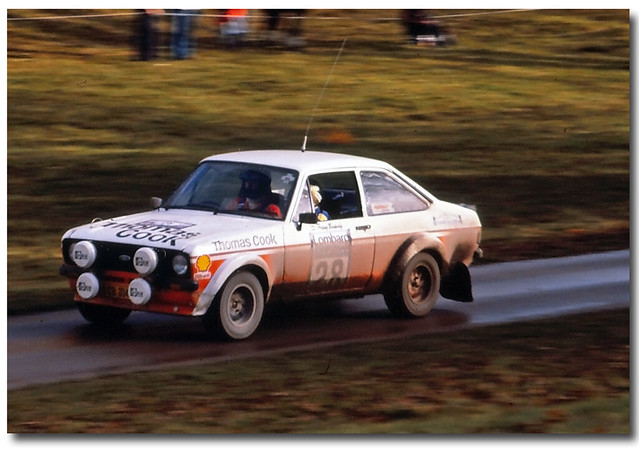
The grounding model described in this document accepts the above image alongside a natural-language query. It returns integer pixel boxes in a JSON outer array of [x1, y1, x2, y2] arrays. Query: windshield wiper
[[166, 203, 221, 214]]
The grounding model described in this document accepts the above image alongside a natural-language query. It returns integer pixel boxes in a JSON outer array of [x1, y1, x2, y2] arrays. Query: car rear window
[[360, 170, 429, 216]]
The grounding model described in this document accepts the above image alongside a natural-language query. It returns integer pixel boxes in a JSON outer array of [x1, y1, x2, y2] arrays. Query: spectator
[[264, 9, 306, 49], [171, 9, 199, 59], [135, 9, 163, 61], [401, 10, 454, 46], [218, 9, 249, 47]]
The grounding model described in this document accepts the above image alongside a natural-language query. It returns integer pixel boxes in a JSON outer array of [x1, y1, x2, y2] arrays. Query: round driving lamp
[[71, 241, 97, 269], [133, 247, 159, 275], [76, 272, 100, 300]]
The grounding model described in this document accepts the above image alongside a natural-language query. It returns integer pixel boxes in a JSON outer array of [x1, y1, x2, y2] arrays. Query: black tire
[[202, 271, 264, 341], [76, 302, 131, 326], [384, 252, 440, 318]]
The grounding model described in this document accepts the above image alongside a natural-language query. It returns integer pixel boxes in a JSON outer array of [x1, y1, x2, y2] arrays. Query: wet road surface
[[7, 250, 629, 390]]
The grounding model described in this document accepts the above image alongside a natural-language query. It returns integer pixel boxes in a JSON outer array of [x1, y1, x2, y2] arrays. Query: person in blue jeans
[[171, 10, 198, 59]]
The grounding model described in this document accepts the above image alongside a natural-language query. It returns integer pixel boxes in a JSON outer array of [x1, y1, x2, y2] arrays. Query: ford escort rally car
[[60, 150, 482, 340]]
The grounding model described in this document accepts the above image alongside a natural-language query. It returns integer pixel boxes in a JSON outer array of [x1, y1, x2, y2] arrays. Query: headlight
[[172, 254, 189, 276], [71, 241, 97, 268], [134, 247, 159, 275]]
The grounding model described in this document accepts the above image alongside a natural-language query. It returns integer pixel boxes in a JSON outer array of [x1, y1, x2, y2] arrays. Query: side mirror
[[150, 197, 163, 209], [299, 213, 318, 224], [297, 212, 318, 230]]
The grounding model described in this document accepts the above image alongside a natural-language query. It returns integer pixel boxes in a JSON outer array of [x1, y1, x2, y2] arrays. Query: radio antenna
[[302, 38, 347, 152]]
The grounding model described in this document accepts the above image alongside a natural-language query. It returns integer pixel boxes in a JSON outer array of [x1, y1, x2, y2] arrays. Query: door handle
[[356, 224, 371, 231]]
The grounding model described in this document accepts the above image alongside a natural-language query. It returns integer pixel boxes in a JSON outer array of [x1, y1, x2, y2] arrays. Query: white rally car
[[61, 150, 482, 340]]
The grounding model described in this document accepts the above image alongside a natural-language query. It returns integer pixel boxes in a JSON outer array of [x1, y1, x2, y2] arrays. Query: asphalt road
[[7, 250, 630, 390]]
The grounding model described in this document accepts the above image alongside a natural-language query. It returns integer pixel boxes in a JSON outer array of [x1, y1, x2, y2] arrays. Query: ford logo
[[119, 255, 132, 262]]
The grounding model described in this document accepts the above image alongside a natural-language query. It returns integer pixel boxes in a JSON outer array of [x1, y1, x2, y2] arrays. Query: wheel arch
[[382, 233, 447, 293], [193, 254, 273, 316], [242, 264, 270, 302]]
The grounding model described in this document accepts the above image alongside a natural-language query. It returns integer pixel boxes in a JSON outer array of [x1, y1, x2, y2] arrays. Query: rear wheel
[[76, 302, 131, 326], [384, 252, 440, 318], [202, 271, 264, 340]]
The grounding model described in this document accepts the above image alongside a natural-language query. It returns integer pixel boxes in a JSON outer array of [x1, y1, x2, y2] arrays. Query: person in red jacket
[[228, 169, 282, 218], [218, 9, 249, 47]]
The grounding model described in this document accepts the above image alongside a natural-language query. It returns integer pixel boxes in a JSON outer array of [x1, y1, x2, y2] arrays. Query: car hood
[[62, 209, 281, 254]]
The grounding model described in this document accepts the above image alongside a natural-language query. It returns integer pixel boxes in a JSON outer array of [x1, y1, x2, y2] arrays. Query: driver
[[229, 169, 282, 218]]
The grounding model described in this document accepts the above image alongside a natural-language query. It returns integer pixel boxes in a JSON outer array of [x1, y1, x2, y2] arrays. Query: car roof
[[202, 150, 395, 174]]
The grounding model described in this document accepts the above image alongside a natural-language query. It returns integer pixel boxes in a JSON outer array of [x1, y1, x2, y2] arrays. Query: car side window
[[293, 183, 313, 222], [360, 171, 429, 216], [295, 171, 363, 221]]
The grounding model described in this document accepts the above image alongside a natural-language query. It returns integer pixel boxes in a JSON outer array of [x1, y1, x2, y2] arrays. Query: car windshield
[[163, 161, 299, 220]]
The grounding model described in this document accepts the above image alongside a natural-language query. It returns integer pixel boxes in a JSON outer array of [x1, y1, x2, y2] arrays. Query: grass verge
[[7, 309, 629, 433]]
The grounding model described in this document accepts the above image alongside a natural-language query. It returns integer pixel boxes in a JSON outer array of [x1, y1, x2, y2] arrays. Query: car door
[[282, 170, 374, 297], [358, 169, 434, 287]]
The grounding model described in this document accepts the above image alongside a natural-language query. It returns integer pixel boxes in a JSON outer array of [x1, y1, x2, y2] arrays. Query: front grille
[[62, 239, 191, 283]]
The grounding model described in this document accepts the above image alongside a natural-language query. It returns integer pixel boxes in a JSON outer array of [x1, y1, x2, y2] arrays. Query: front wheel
[[384, 252, 440, 318], [202, 271, 265, 341]]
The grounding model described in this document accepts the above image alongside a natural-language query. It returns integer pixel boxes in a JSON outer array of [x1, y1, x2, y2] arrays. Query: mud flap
[[440, 261, 473, 302]]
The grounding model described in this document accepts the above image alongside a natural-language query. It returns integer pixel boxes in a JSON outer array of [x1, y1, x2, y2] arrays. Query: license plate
[[103, 282, 129, 301]]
